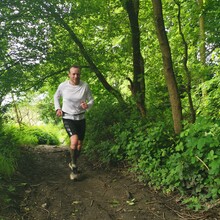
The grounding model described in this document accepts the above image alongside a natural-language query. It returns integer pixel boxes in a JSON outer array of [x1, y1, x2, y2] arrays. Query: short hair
[[69, 65, 80, 73], [70, 65, 80, 69]]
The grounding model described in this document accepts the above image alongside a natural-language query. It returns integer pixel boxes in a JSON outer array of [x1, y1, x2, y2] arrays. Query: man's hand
[[56, 109, 62, 117], [80, 101, 88, 110]]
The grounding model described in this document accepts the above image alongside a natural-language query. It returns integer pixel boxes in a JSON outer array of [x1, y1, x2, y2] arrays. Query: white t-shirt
[[54, 80, 94, 120]]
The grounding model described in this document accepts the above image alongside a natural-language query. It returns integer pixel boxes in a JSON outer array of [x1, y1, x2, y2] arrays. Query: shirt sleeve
[[54, 85, 62, 111], [86, 84, 94, 110]]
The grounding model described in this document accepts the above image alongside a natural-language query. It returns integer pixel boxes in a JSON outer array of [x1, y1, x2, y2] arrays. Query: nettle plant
[[129, 117, 220, 210], [168, 117, 220, 210]]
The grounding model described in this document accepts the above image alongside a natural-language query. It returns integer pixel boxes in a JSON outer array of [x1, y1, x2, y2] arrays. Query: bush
[[20, 125, 60, 145], [0, 125, 20, 176], [84, 98, 174, 165], [135, 116, 220, 210], [195, 75, 220, 120], [84, 98, 220, 210], [0, 124, 60, 177], [168, 117, 220, 210], [84, 99, 134, 165]]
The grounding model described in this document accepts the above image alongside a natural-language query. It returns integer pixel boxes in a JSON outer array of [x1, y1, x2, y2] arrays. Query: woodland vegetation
[[0, 0, 220, 211]]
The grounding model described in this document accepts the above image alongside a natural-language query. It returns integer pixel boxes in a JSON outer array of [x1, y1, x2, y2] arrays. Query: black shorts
[[62, 119, 86, 140]]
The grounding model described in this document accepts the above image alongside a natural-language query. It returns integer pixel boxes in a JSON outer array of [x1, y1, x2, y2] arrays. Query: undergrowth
[[85, 101, 220, 211], [0, 123, 60, 177], [0, 121, 61, 210]]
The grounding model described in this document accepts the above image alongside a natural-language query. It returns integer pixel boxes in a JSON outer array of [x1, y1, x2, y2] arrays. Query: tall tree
[[175, 0, 196, 123], [121, 0, 146, 116], [151, 0, 182, 134]]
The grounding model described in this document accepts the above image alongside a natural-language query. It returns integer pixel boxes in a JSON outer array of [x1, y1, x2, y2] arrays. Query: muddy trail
[[0, 145, 219, 220]]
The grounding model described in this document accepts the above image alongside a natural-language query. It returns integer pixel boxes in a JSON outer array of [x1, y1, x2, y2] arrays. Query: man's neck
[[69, 80, 80, 85]]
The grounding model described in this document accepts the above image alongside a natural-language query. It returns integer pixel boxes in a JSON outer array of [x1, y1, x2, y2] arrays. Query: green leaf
[[207, 150, 218, 161]]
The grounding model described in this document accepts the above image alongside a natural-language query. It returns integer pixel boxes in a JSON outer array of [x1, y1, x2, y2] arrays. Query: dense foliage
[[85, 99, 220, 210]]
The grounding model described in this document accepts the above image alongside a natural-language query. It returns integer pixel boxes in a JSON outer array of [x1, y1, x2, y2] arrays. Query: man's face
[[69, 67, 80, 85]]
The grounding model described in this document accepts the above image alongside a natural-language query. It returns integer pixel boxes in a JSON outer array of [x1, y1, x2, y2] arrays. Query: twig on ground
[[148, 209, 162, 219], [164, 204, 205, 220], [30, 183, 42, 187], [90, 200, 94, 207], [40, 207, 50, 219], [145, 201, 159, 205], [162, 212, 166, 220]]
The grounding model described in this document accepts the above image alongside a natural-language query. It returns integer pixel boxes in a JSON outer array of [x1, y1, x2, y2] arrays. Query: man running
[[54, 65, 94, 180]]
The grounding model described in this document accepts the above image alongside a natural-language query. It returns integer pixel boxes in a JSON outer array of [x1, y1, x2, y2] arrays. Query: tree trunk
[[11, 93, 22, 128], [198, 0, 206, 65], [122, 0, 146, 117], [175, 1, 196, 123], [151, 0, 182, 134]]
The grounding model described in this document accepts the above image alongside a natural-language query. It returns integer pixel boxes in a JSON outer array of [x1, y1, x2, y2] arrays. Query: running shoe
[[69, 162, 76, 170], [69, 162, 78, 174], [70, 172, 78, 181]]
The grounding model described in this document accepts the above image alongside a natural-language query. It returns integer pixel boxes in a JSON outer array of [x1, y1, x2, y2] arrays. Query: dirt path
[[1, 145, 219, 220]]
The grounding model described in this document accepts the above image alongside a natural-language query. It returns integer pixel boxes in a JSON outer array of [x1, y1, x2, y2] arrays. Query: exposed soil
[[0, 145, 219, 220]]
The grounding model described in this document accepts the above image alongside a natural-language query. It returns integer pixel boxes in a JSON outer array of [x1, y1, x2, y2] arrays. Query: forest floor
[[0, 145, 219, 220]]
